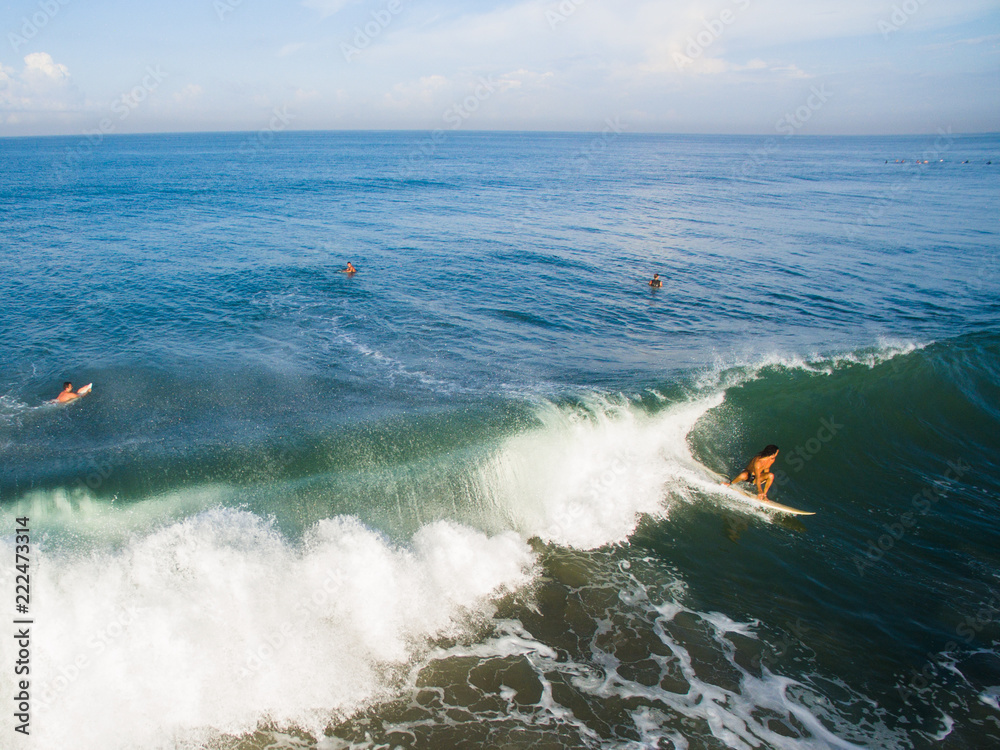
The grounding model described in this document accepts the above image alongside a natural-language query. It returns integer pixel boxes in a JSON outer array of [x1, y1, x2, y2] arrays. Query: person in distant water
[[55, 382, 91, 403], [723, 444, 779, 500], [341, 262, 357, 275], [648, 273, 662, 288]]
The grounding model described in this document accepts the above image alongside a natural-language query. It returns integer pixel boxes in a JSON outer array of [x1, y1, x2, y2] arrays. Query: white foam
[[423, 602, 893, 750], [323, 544, 910, 750], [0, 393, 45, 428], [695, 339, 928, 391], [0, 510, 534, 749], [472, 393, 723, 549], [701, 611, 760, 637], [978, 686, 1000, 710], [929, 712, 955, 741]]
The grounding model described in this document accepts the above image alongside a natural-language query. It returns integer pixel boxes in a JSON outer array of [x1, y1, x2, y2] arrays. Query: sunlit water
[[1, 131, 998, 749]]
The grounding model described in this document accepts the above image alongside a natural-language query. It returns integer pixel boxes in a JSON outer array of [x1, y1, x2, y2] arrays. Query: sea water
[[0, 131, 998, 749]]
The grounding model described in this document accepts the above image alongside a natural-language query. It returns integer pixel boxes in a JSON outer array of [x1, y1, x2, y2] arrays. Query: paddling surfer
[[723, 445, 779, 500], [55, 382, 91, 403], [340, 262, 357, 275]]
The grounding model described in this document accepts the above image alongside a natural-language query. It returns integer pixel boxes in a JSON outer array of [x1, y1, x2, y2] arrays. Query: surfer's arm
[[757, 472, 775, 499]]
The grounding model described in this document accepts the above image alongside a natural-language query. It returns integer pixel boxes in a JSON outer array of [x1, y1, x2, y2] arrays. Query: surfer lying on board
[[723, 444, 779, 500], [55, 382, 92, 403]]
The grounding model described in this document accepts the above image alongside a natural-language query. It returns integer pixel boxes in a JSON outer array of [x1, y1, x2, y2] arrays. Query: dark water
[[0, 131, 998, 749]]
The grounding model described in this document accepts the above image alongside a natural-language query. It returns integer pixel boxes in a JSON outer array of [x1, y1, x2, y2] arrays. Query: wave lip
[[478, 393, 723, 550], [696, 338, 928, 391]]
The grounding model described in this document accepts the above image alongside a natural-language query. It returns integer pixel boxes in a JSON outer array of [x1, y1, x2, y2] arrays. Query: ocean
[[0, 130, 998, 749]]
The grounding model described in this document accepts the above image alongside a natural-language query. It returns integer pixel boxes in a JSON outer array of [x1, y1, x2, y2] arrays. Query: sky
[[0, 0, 998, 137]]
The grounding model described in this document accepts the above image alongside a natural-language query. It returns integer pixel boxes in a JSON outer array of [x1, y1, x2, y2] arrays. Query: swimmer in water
[[649, 273, 662, 288], [55, 382, 92, 403], [723, 444, 779, 500], [341, 262, 357, 275]]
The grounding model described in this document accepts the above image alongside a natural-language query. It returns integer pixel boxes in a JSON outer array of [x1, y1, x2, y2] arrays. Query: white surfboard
[[707, 469, 816, 516], [728, 486, 816, 516], [78, 383, 93, 395]]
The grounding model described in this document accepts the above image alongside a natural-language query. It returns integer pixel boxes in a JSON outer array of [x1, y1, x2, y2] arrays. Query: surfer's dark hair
[[759, 445, 779, 457], [63, 381, 72, 389]]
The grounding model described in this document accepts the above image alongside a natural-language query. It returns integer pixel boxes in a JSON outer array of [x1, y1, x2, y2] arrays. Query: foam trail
[[375, 558, 906, 750], [0, 394, 45, 429], [0, 510, 534, 749]]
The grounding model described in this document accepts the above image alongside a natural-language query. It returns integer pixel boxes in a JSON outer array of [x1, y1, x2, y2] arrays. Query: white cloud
[[0, 53, 79, 112], [351, 1, 823, 90], [22, 52, 70, 83], [4, 0, 998, 135], [367, 0, 998, 83]]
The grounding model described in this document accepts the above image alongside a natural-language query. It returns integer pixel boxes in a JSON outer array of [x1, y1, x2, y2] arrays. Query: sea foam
[[476, 393, 723, 549], [0, 510, 534, 749]]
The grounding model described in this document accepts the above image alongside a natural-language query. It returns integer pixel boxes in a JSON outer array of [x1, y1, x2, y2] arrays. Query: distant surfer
[[648, 273, 662, 288], [723, 445, 779, 500], [55, 382, 92, 403], [340, 262, 357, 275]]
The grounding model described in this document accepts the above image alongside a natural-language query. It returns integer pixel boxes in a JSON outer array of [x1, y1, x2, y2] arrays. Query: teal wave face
[[682, 333, 1000, 707]]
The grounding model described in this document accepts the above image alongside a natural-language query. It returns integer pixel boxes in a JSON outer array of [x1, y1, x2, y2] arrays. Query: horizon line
[[2, 127, 999, 142]]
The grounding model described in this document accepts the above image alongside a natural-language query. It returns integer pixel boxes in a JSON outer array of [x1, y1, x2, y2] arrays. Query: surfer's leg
[[761, 473, 775, 498], [725, 471, 750, 486]]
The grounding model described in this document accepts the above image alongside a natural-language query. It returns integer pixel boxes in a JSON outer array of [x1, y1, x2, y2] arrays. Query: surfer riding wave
[[723, 444, 779, 500]]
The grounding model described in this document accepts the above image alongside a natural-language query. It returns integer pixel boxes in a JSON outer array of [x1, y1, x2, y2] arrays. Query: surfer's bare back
[[55, 382, 91, 403], [724, 445, 779, 500]]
